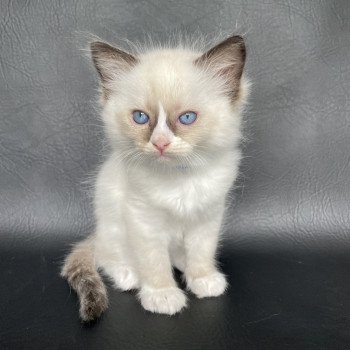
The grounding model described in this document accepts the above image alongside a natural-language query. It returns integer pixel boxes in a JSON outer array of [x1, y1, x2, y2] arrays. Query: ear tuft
[[195, 35, 246, 98], [90, 41, 137, 100]]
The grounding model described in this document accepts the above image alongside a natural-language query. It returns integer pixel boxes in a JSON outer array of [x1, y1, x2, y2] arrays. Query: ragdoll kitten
[[61, 34, 248, 321]]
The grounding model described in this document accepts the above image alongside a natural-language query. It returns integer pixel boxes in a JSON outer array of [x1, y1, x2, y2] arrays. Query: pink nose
[[152, 137, 170, 153]]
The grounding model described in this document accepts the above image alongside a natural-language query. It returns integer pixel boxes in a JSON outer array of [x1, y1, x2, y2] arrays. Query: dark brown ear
[[90, 41, 137, 100], [195, 35, 246, 98]]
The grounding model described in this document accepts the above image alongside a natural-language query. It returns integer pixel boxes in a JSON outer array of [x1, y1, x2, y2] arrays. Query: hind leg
[[95, 238, 140, 291], [100, 264, 139, 291], [169, 244, 186, 273]]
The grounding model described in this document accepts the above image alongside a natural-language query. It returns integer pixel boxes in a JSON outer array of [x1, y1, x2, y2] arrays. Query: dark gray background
[[1, 1, 350, 249], [1, 1, 350, 349]]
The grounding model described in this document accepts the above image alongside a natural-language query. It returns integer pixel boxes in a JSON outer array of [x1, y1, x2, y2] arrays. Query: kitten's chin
[[149, 152, 183, 166], [154, 153, 174, 164], [143, 149, 196, 168]]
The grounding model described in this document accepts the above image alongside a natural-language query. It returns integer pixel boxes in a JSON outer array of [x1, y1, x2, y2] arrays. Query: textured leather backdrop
[[1, 1, 350, 349]]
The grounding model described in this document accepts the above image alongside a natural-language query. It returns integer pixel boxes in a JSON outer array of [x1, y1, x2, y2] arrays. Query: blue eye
[[132, 111, 149, 124], [178, 111, 197, 125]]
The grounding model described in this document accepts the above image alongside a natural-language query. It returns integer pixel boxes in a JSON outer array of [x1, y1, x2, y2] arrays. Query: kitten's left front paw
[[186, 271, 228, 298]]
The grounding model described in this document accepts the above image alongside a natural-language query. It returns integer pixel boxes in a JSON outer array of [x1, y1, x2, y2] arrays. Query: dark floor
[[1, 244, 350, 350]]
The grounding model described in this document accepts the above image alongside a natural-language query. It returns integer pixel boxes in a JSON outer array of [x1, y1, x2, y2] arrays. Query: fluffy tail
[[61, 237, 108, 322]]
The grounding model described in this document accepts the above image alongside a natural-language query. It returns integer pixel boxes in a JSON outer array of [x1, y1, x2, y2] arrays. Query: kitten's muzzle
[[152, 136, 170, 156]]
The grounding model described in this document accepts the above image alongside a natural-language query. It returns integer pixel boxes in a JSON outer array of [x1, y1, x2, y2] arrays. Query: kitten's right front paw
[[139, 286, 187, 315]]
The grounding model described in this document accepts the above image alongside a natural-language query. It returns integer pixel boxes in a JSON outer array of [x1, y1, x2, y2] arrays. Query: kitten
[[61, 34, 248, 321]]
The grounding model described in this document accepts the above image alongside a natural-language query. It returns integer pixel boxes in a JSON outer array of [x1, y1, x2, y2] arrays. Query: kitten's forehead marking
[[157, 102, 167, 129], [150, 102, 175, 143]]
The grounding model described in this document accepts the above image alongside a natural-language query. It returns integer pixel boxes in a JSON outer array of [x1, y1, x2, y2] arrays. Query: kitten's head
[[90, 35, 248, 169]]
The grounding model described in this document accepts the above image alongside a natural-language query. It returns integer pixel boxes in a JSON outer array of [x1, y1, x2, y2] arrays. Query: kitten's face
[[91, 37, 247, 168]]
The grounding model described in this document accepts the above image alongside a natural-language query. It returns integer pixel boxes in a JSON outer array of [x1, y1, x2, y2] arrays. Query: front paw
[[186, 271, 228, 298], [139, 286, 187, 315]]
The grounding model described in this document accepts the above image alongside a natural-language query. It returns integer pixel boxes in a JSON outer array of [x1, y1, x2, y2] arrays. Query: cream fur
[[62, 36, 249, 317]]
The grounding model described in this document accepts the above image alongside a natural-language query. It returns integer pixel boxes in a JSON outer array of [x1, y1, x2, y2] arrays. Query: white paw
[[112, 266, 139, 291], [187, 271, 227, 298], [139, 286, 187, 315]]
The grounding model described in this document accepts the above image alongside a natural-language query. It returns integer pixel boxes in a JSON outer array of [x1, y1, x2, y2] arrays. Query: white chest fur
[[127, 157, 238, 220], [96, 151, 240, 224]]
